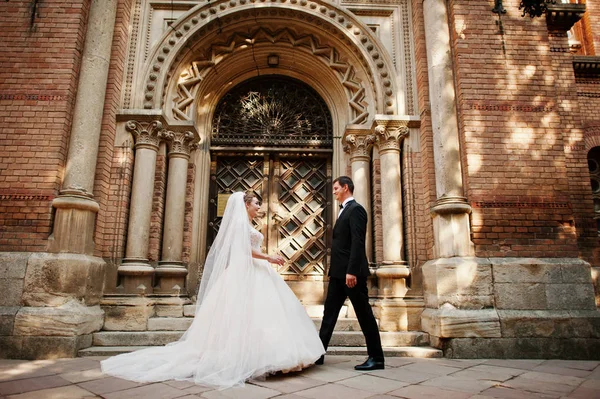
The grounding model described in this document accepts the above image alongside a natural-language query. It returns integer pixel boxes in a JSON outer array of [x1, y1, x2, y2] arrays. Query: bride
[[101, 191, 325, 388]]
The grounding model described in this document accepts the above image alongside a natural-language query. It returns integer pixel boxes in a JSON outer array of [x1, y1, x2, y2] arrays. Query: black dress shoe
[[315, 355, 324, 365], [354, 357, 384, 371]]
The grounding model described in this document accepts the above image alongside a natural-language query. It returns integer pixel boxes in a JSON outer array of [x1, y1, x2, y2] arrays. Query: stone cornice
[[573, 56, 600, 77], [546, 3, 585, 33]]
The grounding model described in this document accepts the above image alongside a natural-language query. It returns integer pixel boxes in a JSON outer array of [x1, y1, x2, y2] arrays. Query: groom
[[316, 176, 384, 370]]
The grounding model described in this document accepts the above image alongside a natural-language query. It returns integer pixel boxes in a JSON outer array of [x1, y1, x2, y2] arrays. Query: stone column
[[423, 0, 474, 259], [373, 118, 410, 281], [372, 117, 411, 331], [155, 130, 197, 293], [48, 0, 118, 254], [119, 120, 165, 293], [343, 129, 375, 262]]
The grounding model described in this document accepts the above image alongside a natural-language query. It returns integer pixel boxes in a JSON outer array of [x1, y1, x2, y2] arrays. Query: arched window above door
[[211, 76, 333, 149]]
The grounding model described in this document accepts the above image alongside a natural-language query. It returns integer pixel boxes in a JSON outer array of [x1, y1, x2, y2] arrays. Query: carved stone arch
[[138, 0, 399, 123]]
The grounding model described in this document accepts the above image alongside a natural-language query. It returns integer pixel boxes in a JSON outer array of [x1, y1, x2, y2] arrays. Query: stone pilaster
[[155, 130, 199, 294], [421, 0, 491, 346], [343, 128, 375, 263], [119, 120, 166, 294]]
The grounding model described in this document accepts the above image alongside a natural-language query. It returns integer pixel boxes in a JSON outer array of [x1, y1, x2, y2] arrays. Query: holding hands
[[268, 254, 285, 266]]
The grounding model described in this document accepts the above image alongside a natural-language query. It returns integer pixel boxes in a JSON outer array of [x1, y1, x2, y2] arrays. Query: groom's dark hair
[[333, 176, 354, 193]]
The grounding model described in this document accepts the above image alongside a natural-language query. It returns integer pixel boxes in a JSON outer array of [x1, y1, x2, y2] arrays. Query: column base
[[118, 260, 155, 294], [374, 297, 424, 332], [48, 195, 99, 255], [155, 262, 188, 294]]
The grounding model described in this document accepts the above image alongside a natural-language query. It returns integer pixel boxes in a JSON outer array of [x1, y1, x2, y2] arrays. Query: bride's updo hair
[[243, 191, 257, 205]]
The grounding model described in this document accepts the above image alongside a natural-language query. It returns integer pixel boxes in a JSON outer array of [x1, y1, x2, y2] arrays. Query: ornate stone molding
[[141, 0, 398, 118], [343, 131, 375, 161], [573, 56, 600, 78], [125, 120, 165, 151], [171, 28, 371, 124], [163, 130, 197, 158], [546, 3, 585, 33]]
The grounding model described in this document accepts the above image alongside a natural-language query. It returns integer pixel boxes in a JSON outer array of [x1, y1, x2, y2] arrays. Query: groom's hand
[[346, 274, 357, 288]]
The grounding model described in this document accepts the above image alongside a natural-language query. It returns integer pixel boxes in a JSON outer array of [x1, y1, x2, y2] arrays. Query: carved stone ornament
[[374, 122, 409, 153], [162, 130, 197, 158], [125, 120, 166, 151], [344, 134, 376, 161]]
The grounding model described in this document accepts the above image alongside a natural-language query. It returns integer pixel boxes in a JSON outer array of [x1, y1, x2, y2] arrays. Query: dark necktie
[[339, 204, 344, 209]]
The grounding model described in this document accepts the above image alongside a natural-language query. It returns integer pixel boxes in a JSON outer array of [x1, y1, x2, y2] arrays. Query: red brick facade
[[0, 0, 91, 252], [1, 0, 600, 274]]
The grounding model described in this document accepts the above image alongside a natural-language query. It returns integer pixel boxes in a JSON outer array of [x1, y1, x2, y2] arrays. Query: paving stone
[[483, 359, 546, 370], [530, 365, 592, 378], [293, 382, 373, 399], [0, 375, 71, 396], [249, 374, 326, 393], [479, 386, 555, 399], [387, 385, 473, 399], [450, 364, 527, 382], [396, 361, 463, 376], [420, 375, 499, 394], [6, 384, 99, 399], [77, 376, 141, 395], [59, 368, 106, 383], [102, 382, 188, 399], [299, 365, 360, 383], [540, 359, 600, 371], [518, 371, 585, 386], [567, 385, 600, 399], [335, 374, 409, 394], [201, 383, 280, 399], [501, 376, 576, 397], [363, 368, 438, 384]]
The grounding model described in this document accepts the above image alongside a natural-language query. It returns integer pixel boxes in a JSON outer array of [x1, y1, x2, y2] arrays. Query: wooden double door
[[207, 153, 332, 287]]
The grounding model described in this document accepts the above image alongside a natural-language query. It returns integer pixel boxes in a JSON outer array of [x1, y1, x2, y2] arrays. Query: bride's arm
[[252, 249, 285, 265]]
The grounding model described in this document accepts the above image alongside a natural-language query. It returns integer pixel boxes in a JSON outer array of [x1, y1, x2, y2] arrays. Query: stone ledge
[[13, 300, 104, 337], [436, 337, 600, 360], [498, 310, 600, 339], [421, 307, 501, 338]]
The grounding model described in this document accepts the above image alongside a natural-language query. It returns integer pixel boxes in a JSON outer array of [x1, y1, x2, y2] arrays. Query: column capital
[[343, 129, 376, 162], [163, 130, 200, 159], [126, 120, 166, 151], [373, 121, 408, 153]]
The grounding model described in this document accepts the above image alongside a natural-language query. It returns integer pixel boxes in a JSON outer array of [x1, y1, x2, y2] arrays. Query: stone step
[[147, 317, 368, 332], [183, 304, 354, 318], [79, 345, 442, 358], [92, 330, 429, 347]]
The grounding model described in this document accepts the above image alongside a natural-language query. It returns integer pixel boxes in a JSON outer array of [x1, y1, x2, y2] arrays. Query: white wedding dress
[[101, 193, 325, 388]]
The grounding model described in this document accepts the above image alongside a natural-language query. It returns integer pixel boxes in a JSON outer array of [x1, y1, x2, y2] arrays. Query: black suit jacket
[[329, 200, 370, 279]]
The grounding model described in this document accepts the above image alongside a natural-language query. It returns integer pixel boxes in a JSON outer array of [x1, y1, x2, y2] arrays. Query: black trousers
[[319, 276, 384, 360]]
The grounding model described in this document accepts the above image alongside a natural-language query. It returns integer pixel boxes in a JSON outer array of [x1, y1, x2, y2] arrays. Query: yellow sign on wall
[[217, 193, 232, 217]]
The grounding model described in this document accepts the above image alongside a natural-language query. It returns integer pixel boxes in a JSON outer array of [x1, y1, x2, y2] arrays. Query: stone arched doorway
[[206, 76, 334, 304]]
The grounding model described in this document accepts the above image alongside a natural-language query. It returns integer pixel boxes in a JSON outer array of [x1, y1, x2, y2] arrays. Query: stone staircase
[[79, 303, 442, 358]]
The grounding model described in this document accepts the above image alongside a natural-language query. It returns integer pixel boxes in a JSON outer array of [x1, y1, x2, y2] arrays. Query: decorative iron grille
[[211, 77, 333, 148]]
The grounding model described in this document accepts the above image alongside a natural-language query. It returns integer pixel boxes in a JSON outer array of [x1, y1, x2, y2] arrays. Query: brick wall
[[411, 0, 437, 262], [0, 0, 90, 252], [446, 0, 594, 258]]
